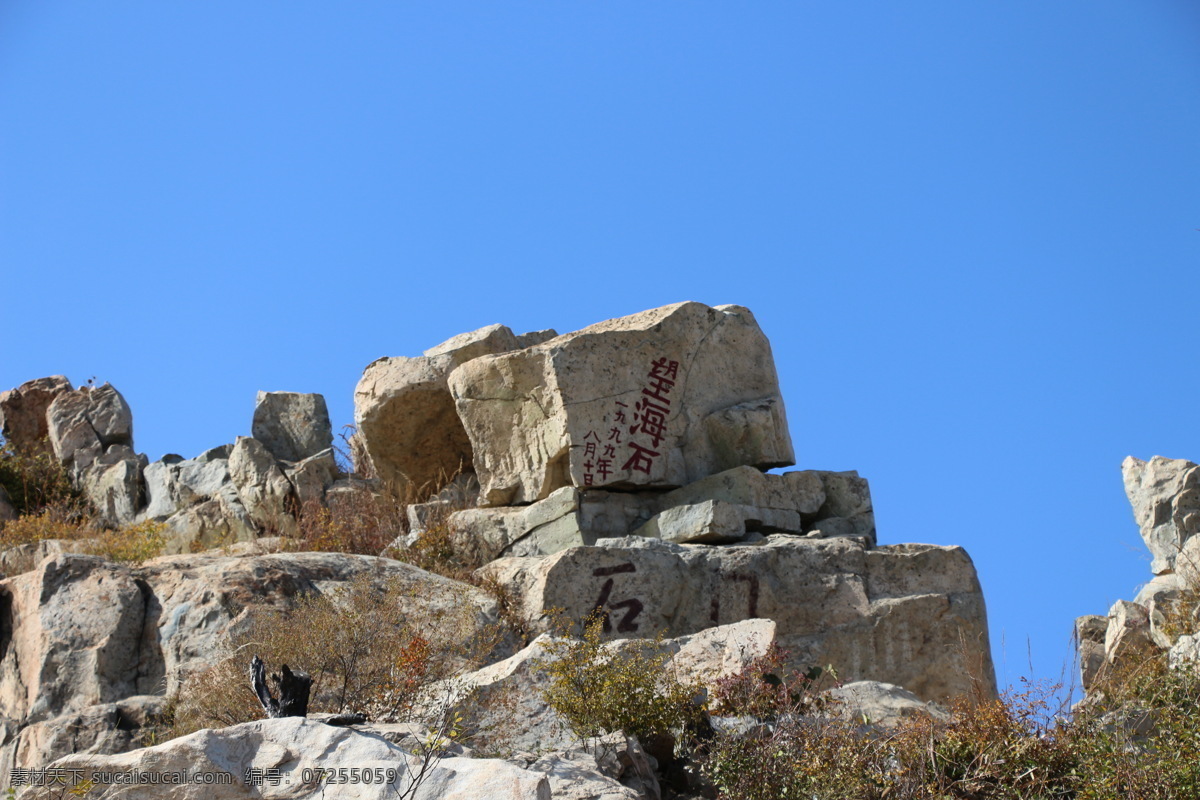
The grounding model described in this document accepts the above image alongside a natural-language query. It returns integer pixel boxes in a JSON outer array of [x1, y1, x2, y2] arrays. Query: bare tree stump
[[250, 655, 312, 718]]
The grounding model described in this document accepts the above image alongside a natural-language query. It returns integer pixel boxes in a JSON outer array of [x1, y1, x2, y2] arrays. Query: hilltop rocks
[[46, 384, 134, 474], [251, 392, 333, 463], [449, 303, 794, 506], [354, 324, 526, 494], [0, 376, 71, 453], [480, 536, 993, 705], [1121, 455, 1200, 575]]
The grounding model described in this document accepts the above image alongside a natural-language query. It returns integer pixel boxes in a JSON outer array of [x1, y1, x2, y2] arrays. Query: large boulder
[[449, 303, 795, 506], [251, 392, 333, 463], [0, 376, 72, 453], [1122, 455, 1200, 575], [354, 324, 523, 495], [46, 383, 134, 475], [0, 556, 147, 726], [29, 716, 553, 800], [480, 536, 994, 705], [228, 437, 298, 537]]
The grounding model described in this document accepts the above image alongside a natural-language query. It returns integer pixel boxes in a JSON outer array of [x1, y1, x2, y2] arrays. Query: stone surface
[[355, 324, 521, 496], [480, 536, 994, 704], [827, 681, 949, 729], [1122, 455, 1200, 575], [1075, 615, 1108, 693], [0, 556, 147, 726], [228, 437, 298, 537], [283, 448, 339, 508], [449, 302, 795, 506], [251, 392, 333, 463], [0, 376, 72, 454], [46, 383, 134, 474], [635, 500, 746, 544], [1104, 600, 1155, 664], [665, 618, 776, 690], [8, 695, 165, 777], [34, 716, 553, 800], [79, 447, 146, 526]]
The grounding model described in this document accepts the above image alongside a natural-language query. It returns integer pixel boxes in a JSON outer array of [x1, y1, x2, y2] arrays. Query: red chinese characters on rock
[[621, 357, 680, 475]]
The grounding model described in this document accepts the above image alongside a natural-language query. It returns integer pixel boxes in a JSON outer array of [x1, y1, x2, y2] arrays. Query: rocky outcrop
[[449, 303, 794, 506], [1079, 454, 1200, 698], [480, 536, 993, 705], [0, 377, 71, 454], [353, 324, 527, 495], [1122, 456, 1200, 575], [0, 550, 505, 784]]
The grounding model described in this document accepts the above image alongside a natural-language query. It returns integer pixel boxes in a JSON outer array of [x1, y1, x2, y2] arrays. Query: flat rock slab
[[449, 302, 795, 506]]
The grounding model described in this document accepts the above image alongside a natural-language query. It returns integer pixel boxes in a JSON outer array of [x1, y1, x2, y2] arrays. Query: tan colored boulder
[[1122, 455, 1200, 574], [1104, 600, 1157, 664], [479, 536, 994, 705], [1075, 615, 1108, 692], [0, 556, 146, 725], [79, 446, 146, 526], [228, 437, 298, 537], [9, 696, 165, 776], [449, 303, 795, 506], [0, 376, 71, 454], [354, 324, 521, 495], [284, 448, 339, 507], [251, 391, 333, 463], [46, 383, 134, 474]]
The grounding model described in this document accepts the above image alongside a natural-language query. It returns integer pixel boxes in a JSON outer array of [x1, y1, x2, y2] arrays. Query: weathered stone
[[526, 744, 649, 800], [0, 540, 70, 578], [0, 376, 71, 454], [162, 485, 257, 554], [448, 620, 774, 757], [1104, 600, 1157, 664], [0, 556, 146, 725], [141, 450, 234, 521], [1075, 615, 1108, 692], [449, 302, 795, 506], [1132, 573, 1192, 649], [665, 618, 776, 690], [1174, 534, 1200, 589], [635, 500, 746, 544], [480, 536, 994, 704], [251, 392, 333, 463], [134, 551, 504, 697], [579, 490, 662, 538], [46, 384, 134, 473], [11, 696, 165, 776], [515, 329, 559, 348], [283, 448, 339, 507], [1168, 634, 1200, 670], [659, 466, 824, 519], [38, 716, 553, 800], [228, 437, 297, 537], [355, 325, 521, 496], [1122, 455, 1200, 574], [79, 447, 146, 526], [827, 681, 949, 729]]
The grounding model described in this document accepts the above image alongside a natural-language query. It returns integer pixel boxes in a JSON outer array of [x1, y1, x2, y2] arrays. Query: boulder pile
[[0, 301, 995, 799], [1077, 456, 1200, 694]]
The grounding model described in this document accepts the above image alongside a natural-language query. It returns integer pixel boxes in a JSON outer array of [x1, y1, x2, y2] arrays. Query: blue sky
[[2, 1, 1198, 692]]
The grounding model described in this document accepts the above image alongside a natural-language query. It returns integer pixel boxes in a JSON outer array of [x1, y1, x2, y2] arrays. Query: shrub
[[538, 613, 702, 749], [168, 571, 491, 738], [0, 505, 166, 567], [0, 437, 79, 518]]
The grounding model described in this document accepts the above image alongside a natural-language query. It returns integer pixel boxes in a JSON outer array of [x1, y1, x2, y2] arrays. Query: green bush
[[538, 613, 702, 749]]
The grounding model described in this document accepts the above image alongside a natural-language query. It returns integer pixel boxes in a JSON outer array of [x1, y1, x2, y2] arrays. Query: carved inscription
[[708, 571, 761, 624], [590, 562, 644, 633]]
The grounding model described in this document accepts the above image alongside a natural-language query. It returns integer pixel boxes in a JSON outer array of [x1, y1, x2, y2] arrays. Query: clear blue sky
[[3, 1, 1198, 692]]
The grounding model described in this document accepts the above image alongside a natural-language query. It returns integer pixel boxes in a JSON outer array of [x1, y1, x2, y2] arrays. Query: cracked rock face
[[449, 302, 795, 507], [0, 376, 72, 454], [480, 536, 994, 705]]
